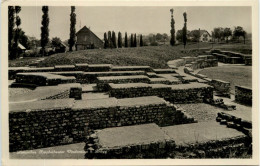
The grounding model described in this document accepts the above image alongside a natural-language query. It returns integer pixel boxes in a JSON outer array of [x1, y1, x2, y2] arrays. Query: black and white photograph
[[1, 0, 259, 165]]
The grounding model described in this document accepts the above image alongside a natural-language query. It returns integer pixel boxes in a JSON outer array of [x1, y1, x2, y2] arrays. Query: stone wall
[[9, 96, 195, 152], [235, 85, 252, 105], [245, 58, 252, 66], [15, 73, 76, 86], [211, 79, 231, 97], [97, 75, 150, 91], [108, 83, 213, 104], [172, 136, 250, 158]]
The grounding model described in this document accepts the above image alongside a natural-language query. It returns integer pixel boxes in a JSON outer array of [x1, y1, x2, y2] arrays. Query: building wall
[[76, 31, 103, 50], [200, 32, 212, 42]]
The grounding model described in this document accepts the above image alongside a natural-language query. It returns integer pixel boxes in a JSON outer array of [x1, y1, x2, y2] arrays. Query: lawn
[[9, 42, 252, 68], [198, 65, 252, 94]]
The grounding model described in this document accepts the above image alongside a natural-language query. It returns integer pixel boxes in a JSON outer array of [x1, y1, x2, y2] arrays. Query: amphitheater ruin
[[9, 50, 252, 159]]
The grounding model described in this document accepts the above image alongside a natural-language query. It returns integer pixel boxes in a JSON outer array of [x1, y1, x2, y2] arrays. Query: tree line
[[104, 32, 144, 48]]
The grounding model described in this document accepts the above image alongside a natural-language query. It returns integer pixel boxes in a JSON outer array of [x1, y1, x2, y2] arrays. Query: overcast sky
[[18, 6, 252, 41]]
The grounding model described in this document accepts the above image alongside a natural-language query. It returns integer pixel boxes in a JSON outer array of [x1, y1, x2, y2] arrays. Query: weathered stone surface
[[9, 83, 81, 102], [162, 121, 245, 146], [97, 123, 168, 148], [85, 123, 175, 158], [211, 79, 231, 97], [9, 99, 75, 113]]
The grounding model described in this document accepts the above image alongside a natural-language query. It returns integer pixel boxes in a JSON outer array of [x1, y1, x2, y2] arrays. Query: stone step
[[15, 72, 76, 86], [84, 71, 146, 83], [111, 66, 152, 72], [152, 69, 176, 74], [85, 123, 174, 159]]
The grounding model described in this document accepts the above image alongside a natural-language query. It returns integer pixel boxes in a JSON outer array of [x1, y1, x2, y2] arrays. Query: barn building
[[75, 26, 103, 50]]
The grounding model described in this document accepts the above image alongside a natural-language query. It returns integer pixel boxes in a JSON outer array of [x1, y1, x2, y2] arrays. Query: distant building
[[75, 26, 103, 50], [199, 30, 212, 42], [188, 30, 212, 42]]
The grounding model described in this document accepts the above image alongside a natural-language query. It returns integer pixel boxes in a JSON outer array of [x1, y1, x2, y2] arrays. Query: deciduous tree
[[233, 26, 246, 44], [8, 6, 15, 59]]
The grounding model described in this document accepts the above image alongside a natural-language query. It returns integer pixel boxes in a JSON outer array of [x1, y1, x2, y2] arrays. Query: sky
[[18, 6, 252, 41]]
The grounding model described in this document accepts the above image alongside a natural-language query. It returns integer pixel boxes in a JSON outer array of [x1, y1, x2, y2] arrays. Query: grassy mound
[[198, 65, 252, 94], [9, 42, 252, 68], [36, 45, 203, 68]]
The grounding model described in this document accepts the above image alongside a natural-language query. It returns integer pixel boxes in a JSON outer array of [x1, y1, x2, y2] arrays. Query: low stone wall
[[15, 73, 76, 86], [235, 86, 252, 105], [111, 66, 152, 72], [9, 96, 195, 152], [245, 58, 252, 66], [84, 71, 146, 83], [216, 112, 252, 137], [55, 65, 75, 71], [108, 83, 213, 104], [152, 69, 176, 74], [211, 79, 231, 97], [87, 64, 112, 72], [9, 67, 55, 80], [97, 75, 150, 91], [172, 136, 250, 158]]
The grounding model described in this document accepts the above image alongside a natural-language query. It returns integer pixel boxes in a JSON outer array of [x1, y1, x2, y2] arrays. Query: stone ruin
[[8, 61, 252, 158]]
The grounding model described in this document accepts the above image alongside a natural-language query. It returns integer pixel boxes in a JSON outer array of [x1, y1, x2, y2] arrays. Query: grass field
[[198, 65, 252, 94], [9, 42, 252, 68]]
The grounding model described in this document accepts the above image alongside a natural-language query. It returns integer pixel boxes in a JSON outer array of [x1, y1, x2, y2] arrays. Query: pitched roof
[[200, 30, 211, 37], [76, 26, 103, 43]]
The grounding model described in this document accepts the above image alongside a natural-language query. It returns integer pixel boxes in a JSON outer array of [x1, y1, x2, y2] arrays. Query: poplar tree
[[41, 6, 49, 56], [108, 31, 112, 48], [140, 34, 143, 47], [130, 34, 134, 47], [104, 32, 108, 49], [69, 6, 76, 51], [170, 9, 175, 46], [124, 32, 128, 47], [112, 31, 117, 48], [183, 12, 187, 49], [8, 6, 15, 59], [134, 33, 137, 47], [118, 32, 122, 48]]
